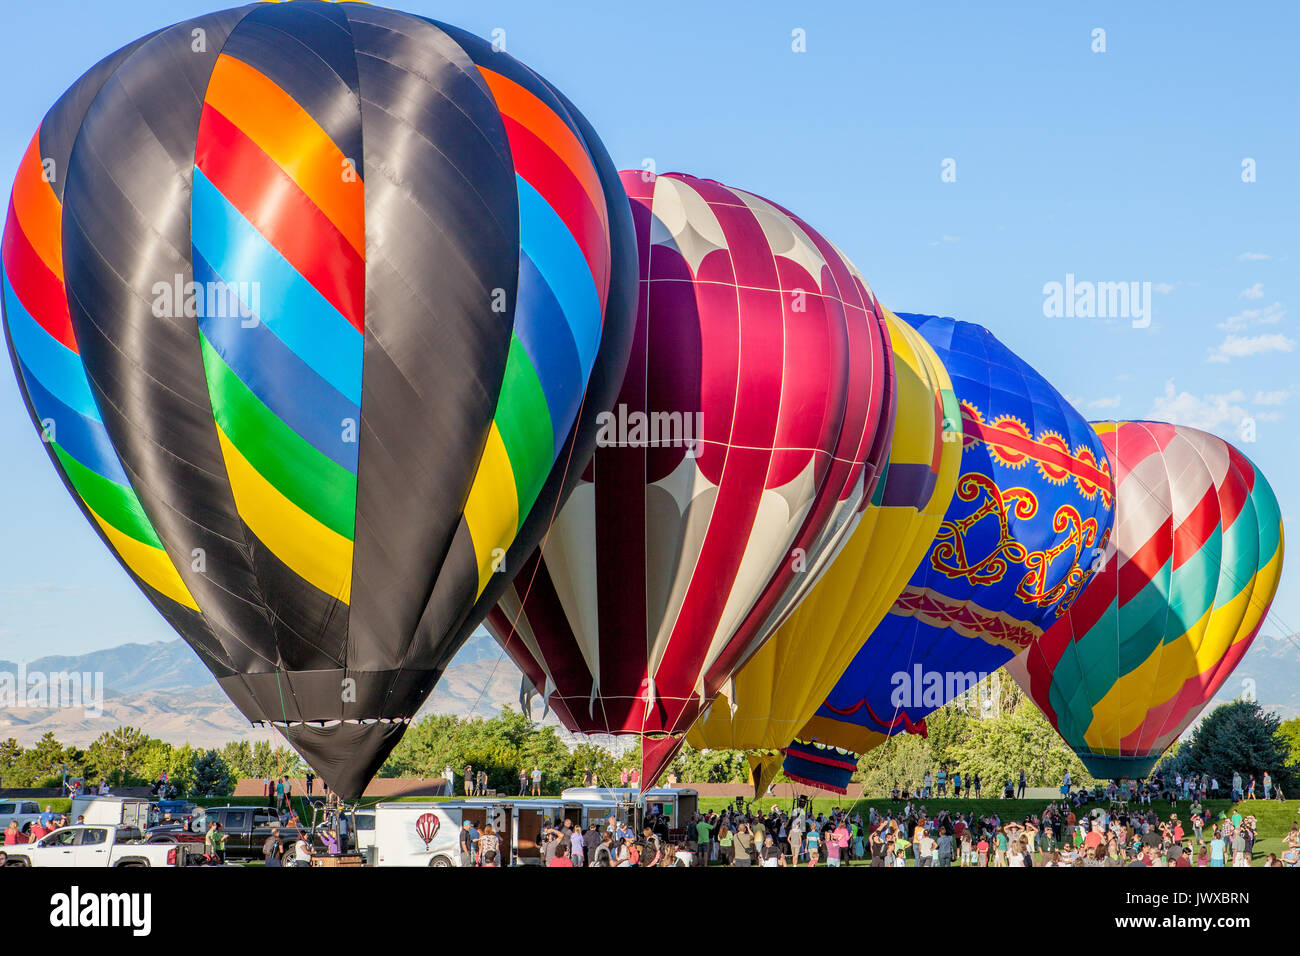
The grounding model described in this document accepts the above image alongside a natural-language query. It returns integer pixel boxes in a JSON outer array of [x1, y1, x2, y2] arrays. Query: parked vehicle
[[151, 799, 200, 824], [371, 788, 700, 866], [2, 824, 200, 867], [0, 798, 43, 832], [353, 809, 377, 864], [70, 796, 150, 830], [372, 801, 486, 867], [186, 805, 304, 861], [558, 787, 699, 827]]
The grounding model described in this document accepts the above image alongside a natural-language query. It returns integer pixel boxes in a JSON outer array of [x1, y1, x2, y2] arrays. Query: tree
[[855, 731, 933, 795], [190, 750, 235, 797], [381, 708, 574, 792], [0, 738, 22, 788], [1180, 700, 1292, 791], [669, 744, 750, 784], [8, 732, 80, 788], [1276, 718, 1300, 775], [85, 726, 157, 786]]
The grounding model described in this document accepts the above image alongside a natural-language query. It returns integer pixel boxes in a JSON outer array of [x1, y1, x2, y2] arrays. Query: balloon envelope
[[686, 308, 961, 782], [793, 314, 1115, 774], [486, 171, 894, 786], [1, 3, 636, 798], [1008, 421, 1284, 779]]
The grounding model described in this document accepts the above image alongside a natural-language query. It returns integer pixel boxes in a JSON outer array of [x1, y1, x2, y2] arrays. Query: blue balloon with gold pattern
[[783, 314, 1114, 791]]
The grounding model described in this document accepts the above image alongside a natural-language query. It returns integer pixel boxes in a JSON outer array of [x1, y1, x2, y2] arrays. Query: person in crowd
[[458, 819, 475, 867], [263, 827, 284, 867], [478, 823, 499, 867], [732, 822, 754, 866], [205, 820, 226, 864], [288, 831, 309, 866], [548, 843, 573, 867]]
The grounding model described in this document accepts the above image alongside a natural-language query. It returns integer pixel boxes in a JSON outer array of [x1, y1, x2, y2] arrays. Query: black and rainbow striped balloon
[[1, 1, 636, 797]]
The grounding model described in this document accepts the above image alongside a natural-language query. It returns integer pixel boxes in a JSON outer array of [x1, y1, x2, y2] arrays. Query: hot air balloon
[[1007, 421, 1284, 779], [1, 2, 637, 799], [785, 313, 1115, 792], [485, 170, 894, 787], [685, 308, 961, 795], [416, 812, 440, 849]]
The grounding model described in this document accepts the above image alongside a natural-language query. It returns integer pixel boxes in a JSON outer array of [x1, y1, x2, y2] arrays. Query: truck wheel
[[429, 855, 452, 867]]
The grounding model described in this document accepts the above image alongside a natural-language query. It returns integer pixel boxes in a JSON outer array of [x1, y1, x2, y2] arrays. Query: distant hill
[[0, 631, 533, 747], [0, 639, 215, 694], [1207, 631, 1300, 721]]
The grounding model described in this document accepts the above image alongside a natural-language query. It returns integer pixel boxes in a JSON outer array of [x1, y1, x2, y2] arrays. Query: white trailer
[[372, 789, 700, 867], [70, 795, 150, 831]]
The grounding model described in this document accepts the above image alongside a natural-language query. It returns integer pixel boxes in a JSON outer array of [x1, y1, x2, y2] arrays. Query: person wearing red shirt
[[548, 844, 574, 867], [1083, 824, 1105, 854]]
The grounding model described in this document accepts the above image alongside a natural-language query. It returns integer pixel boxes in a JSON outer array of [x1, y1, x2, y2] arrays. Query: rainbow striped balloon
[[1, 2, 637, 798], [1010, 421, 1285, 779]]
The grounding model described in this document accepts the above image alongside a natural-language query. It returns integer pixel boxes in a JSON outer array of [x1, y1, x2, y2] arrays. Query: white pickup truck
[[2, 824, 200, 867], [0, 798, 43, 831]]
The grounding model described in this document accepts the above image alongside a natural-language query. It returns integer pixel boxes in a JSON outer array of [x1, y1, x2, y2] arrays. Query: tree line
[[2, 696, 1293, 798]]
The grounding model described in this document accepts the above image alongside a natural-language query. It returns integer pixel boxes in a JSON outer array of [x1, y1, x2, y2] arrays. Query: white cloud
[[1237, 252, 1272, 261], [1206, 332, 1296, 363], [1087, 395, 1123, 409], [1151, 380, 1251, 432], [1239, 282, 1265, 300], [1217, 301, 1286, 331], [1154, 282, 1174, 295], [1252, 388, 1292, 406]]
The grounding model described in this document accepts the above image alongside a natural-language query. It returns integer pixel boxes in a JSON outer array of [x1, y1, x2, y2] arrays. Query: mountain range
[[0, 629, 1295, 749], [0, 632, 531, 748]]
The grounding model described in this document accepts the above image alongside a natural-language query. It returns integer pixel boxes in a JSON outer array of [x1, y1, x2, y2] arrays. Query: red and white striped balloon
[[486, 171, 895, 785]]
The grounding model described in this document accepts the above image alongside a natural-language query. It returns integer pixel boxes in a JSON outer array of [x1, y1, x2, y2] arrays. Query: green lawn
[[696, 796, 1299, 867]]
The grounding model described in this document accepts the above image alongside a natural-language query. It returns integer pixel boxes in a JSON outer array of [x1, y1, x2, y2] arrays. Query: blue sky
[[1, 1, 1297, 686]]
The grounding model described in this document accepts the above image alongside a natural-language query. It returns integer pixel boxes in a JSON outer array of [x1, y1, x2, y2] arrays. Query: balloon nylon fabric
[[793, 313, 1115, 762], [1, 2, 637, 799], [486, 171, 893, 787], [1009, 421, 1284, 780], [686, 309, 961, 777]]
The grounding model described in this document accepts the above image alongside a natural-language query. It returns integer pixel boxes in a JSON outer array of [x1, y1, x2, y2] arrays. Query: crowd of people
[[453, 806, 692, 867], [885, 766, 1287, 804], [509, 765, 1297, 868], [3, 805, 77, 848], [532, 798, 1296, 868]]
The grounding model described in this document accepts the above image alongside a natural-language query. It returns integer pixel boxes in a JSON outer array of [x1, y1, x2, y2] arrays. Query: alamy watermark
[[1043, 273, 1152, 328], [595, 403, 704, 457], [891, 665, 999, 711], [151, 274, 261, 326], [0, 665, 104, 718]]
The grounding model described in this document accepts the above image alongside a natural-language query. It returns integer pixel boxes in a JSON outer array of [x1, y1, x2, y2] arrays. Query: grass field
[[696, 796, 1300, 866]]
